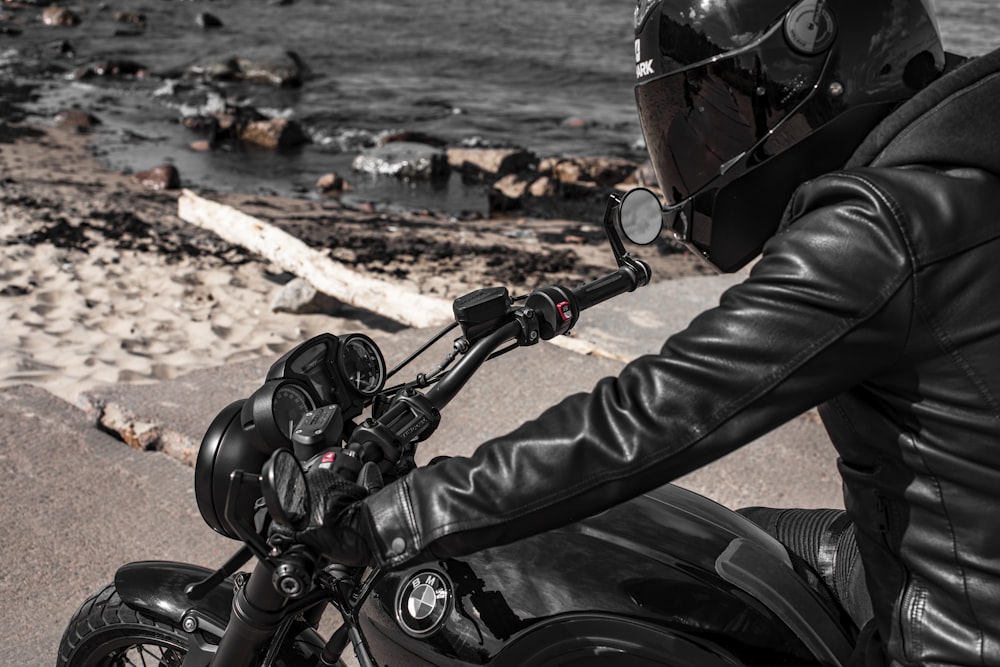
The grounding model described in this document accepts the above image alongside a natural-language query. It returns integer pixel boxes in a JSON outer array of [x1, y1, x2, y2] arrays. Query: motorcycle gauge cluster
[[196, 332, 387, 538], [242, 333, 387, 448]]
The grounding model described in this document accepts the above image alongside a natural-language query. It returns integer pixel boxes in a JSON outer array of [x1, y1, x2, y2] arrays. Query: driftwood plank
[[177, 189, 453, 328]]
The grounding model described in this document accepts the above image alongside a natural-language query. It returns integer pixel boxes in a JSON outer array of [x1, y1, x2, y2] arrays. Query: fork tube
[[213, 560, 287, 664]]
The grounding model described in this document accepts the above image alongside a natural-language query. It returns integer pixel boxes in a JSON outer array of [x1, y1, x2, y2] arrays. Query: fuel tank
[[357, 483, 855, 666]]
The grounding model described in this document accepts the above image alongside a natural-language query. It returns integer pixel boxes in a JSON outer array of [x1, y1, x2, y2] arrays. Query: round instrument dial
[[339, 334, 386, 396], [272, 384, 313, 440]]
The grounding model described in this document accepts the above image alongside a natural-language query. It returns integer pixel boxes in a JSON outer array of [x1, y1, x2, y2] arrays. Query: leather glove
[[269, 461, 383, 567]]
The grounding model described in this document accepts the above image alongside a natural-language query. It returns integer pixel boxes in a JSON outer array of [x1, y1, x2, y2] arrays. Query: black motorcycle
[[57, 188, 858, 667]]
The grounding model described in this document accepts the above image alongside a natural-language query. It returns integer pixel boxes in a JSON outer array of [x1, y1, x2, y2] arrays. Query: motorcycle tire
[[56, 583, 192, 667]]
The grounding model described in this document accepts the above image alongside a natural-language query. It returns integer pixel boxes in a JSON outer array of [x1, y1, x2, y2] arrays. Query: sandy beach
[[0, 117, 704, 406]]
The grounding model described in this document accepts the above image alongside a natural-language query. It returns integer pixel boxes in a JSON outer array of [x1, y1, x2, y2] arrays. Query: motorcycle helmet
[[634, 0, 944, 272]]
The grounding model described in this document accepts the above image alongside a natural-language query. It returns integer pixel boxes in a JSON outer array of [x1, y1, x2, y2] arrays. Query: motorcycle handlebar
[[425, 259, 650, 412]]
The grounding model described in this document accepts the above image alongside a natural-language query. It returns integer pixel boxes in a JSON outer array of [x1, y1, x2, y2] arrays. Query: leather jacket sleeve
[[362, 172, 916, 568]]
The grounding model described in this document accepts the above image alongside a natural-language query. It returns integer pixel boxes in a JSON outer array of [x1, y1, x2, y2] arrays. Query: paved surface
[[0, 269, 846, 665]]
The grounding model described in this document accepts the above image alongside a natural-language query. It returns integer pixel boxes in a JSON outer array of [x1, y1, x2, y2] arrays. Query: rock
[[195, 12, 222, 29], [617, 160, 659, 190], [316, 172, 350, 195], [187, 59, 240, 81], [112, 11, 145, 26], [236, 117, 306, 150], [187, 48, 306, 87], [352, 142, 449, 180], [446, 147, 537, 181], [488, 173, 536, 211], [486, 155, 643, 220], [527, 175, 557, 198], [270, 278, 342, 315], [182, 105, 305, 151], [540, 156, 639, 188], [376, 130, 447, 148], [237, 54, 305, 87], [96, 401, 161, 451], [41, 5, 79, 26], [71, 60, 149, 79], [54, 108, 99, 131], [133, 165, 180, 191]]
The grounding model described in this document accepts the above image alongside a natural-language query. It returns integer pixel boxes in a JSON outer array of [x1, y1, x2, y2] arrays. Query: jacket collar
[[847, 47, 1000, 174]]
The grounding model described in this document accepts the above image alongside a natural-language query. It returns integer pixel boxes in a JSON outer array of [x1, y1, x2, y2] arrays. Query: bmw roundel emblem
[[395, 570, 452, 637]]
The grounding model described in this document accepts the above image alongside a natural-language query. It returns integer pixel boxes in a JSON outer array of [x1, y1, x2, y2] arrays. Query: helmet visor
[[635, 20, 828, 207]]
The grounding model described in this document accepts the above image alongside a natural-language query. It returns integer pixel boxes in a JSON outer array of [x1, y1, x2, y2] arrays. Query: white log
[[177, 189, 453, 328]]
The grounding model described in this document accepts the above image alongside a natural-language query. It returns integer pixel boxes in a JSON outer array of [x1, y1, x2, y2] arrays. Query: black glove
[[270, 461, 383, 567]]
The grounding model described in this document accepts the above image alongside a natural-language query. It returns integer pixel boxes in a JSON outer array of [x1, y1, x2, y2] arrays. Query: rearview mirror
[[261, 449, 310, 528], [618, 187, 663, 246]]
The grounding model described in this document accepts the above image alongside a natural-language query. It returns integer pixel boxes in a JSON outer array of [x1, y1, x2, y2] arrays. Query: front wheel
[[57, 583, 206, 667]]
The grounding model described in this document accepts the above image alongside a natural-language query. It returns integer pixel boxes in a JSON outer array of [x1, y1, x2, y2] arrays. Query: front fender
[[115, 561, 233, 638], [115, 560, 329, 662]]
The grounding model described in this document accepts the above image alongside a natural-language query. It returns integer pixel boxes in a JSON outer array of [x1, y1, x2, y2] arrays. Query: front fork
[[213, 559, 292, 664], [115, 558, 329, 666]]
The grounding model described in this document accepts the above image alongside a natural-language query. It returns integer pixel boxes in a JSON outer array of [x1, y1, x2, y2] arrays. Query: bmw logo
[[395, 570, 452, 638]]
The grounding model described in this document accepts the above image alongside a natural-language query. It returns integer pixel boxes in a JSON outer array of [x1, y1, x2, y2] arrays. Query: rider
[[292, 1, 1000, 664]]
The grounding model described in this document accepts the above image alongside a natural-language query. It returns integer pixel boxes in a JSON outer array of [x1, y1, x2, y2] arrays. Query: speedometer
[[339, 334, 386, 396]]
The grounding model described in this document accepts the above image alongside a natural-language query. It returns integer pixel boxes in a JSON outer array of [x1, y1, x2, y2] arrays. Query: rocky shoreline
[[0, 1, 716, 405], [0, 65, 710, 405]]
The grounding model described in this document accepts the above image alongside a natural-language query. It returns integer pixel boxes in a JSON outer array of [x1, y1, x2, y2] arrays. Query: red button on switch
[[556, 300, 573, 322]]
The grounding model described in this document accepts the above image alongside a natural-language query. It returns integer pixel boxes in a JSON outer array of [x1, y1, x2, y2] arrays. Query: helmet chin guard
[[634, 0, 944, 272]]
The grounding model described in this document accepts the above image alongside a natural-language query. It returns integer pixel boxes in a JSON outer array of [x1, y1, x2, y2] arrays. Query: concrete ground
[[0, 271, 844, 665]]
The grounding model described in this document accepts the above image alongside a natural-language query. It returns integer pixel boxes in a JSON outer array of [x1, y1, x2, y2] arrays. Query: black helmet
[[634, 0, 944, 272]]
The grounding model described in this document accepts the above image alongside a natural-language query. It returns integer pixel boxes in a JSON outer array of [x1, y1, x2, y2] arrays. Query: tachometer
[[243, 379, 317, 450], [273, 384, 313, 440], [338, 334, 386, 396]]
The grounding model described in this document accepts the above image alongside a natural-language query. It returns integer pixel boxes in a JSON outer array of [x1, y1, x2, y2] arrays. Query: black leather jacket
[[363, 50, 1000, 666]]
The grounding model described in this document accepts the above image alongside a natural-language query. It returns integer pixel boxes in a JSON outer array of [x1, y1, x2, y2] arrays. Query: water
[[3, 0, 996, 214]]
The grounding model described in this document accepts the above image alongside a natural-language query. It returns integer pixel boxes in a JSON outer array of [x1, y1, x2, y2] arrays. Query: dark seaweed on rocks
[[2, 191, 250, 265]]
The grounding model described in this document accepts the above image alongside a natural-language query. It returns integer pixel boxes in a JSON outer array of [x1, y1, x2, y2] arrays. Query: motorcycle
[[57, 188, 859, 667]]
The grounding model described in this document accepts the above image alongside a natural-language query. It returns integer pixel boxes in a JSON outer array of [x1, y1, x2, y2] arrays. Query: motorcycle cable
[[384, 320, 459, 382]]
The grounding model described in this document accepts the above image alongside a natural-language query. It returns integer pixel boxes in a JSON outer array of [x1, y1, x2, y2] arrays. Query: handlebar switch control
[[524, 286, 578, 340]]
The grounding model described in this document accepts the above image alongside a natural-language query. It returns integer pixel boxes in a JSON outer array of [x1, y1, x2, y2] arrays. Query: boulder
[[539, 156, 639, 188], [236, 117, 306, 150], [182, 105, 306, 151], [54, 109, 99, 132], [270, 278, 342, 315], [41, 5, 79, 26], [316, 172, 350, 196], [133, 165, 180, 191], [195, 12, 222, 29], [70, 60, 149, 79], [112, 11, 145, 27], [352, 142, 449, 180], [188, 47, 306, 88], [446, 147, 537, 181], [487, 155, 643, 220], [377, 130, 447, 148]]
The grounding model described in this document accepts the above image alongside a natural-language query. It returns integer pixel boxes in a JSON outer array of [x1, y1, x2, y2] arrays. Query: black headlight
[[194, 400, 271, 540]]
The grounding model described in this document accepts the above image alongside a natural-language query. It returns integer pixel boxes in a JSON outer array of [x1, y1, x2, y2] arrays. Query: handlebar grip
[[572, 260, 651, 312]]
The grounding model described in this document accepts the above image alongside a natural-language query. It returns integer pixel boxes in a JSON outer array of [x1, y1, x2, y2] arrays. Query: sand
[[0, 120, 705, 405]]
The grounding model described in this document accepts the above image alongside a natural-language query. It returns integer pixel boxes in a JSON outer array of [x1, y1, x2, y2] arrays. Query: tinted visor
[[636, 20, 827, 206]]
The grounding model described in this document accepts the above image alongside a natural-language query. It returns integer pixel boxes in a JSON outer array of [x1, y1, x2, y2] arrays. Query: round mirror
[[261, 449, 310, 528], [618, 187, 663, 246]]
